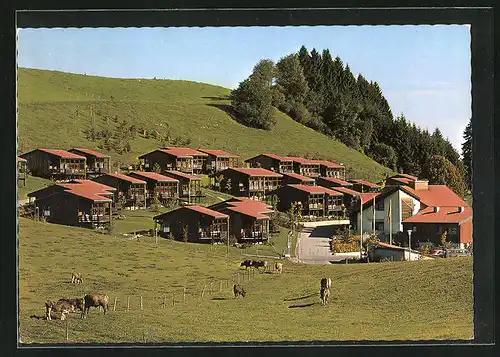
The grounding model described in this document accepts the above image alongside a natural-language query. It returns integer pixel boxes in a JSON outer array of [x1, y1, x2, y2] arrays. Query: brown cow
[[45, 299, 77, 321], [81, 294, 109, 318], [233, 284, 246, 298]]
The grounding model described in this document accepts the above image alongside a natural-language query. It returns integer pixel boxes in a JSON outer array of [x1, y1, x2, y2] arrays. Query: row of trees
[[231, 46, 469, 195]]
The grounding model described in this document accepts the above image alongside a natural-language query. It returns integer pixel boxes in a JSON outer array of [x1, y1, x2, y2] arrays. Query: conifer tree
[[461, 118, 472, 188]]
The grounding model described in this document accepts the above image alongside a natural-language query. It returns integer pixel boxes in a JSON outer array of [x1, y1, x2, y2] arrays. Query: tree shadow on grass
[[201, 96, 230, 101], [288, 302, 318, 309], [211, 297, 232, 301], [30, 314, 46, 320], [206, 103, 264, 130]]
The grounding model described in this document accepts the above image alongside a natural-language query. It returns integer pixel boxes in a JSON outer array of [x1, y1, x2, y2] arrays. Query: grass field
[[19, 218, 473, 344], [18, 68, 394, 182], [18, 175, 53, 199]]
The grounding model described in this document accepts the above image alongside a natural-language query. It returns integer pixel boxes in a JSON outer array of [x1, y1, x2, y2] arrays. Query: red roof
[[393, 173, 418, 181], [247, 153, 293, 162], [313, 160, 344, 169], [58, 183, 112, 202], [18, 157, 27, 162], [227, 167, 283, 178], [359, 192, 379, 204], [105, 173, 147, 184], [225, 205, 271, 219], [289, 184, 342, 196], [198, 149, 239, 158], [129, 171, 179, 182], [391, 177, 412, 185], [350, 179, 380, 189], [163, 170, 201, 181], [403, 206, 472, 224], [186, 205, 229, 218], [402, 185, 468, 208], [70, 148, 110, 158], [283, 156, 319, 165], [69, 179, 116, 192], [319, 177, 352, 186], [35, 148, 86, 159], [162, 147, 208, 157], [330, 187, 362, 197], [281, 172, 315, 182]]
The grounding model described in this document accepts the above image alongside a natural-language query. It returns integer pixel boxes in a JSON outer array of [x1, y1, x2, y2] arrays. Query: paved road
[[297, 225, 347, 264]]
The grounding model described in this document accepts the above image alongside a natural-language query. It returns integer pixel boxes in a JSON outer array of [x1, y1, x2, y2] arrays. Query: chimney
[[434, 206, 440, 213]]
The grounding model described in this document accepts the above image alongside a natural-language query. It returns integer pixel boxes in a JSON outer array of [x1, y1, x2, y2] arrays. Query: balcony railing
[[78, 214, 110, 223], [199, 230, 228, 239]]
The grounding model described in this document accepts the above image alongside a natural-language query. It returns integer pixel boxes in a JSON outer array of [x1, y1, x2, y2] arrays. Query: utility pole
[[372, 196, 376, 235], [389, 199, 393, 245], [407, 230, 412, 261]]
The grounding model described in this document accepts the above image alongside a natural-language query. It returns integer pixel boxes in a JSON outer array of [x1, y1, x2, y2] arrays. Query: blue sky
[[17, 26, 471, 151]]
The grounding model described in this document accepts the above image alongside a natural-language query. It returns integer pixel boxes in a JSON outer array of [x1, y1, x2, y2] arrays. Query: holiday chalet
[[219, 167, 282, 200], [127, 171, 179, 205], [20, 148, 86, 180], [93, 173, 147, 210], [139, 147, 208, 174], [245, 154, 294, 173], [69, 148, 110, 177]]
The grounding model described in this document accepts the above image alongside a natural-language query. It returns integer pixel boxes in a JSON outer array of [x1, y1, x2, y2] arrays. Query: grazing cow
[[45, 299, 77, 321], [71, 272, 83, 284], [81, 294, 109, 318], [320, 287, 330, 305], [233, 284, 246, 298], [59, 298, 84, 312], [240, 260, 253, 269], [252, 260, 268, 270], [320, 277, 331, 289], [275, 262, 283, 274]]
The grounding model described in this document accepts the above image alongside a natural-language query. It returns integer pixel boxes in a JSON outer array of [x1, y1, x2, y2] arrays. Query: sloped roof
[[318, 177, 352, 186], [198, 149, 239, 158], [283, 156, 320, 165], [288, 184, 343, 196], [185, 205, 229, 218], [162, 147, 208, 157], [105, 173, 147, 184], [224, 205, 271, 219], [68, 179, 116, 192], [392, 173, 418, 181], [226, 167, 283, 178], [390, 177, 412, 185], [57, 183, 112, 202], [25, 148, 86, 159], [245, 153, 293, 162], [312, 160, 344, 169], [129, 171, 179, 182], [330, 186, 362, 197], [70, 148, 110, 158], [281, 172, 315, 182], [403, 206, 472, 224], [359, 192, 379, 204], [350, 179, 380, 189], [163, 170, 201, 181]]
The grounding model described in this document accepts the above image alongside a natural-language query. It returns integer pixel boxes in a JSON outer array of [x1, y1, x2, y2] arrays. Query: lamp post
[[407, 229, 412, 261]]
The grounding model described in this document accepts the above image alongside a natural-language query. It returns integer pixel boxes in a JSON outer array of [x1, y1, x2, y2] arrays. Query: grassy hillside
[[18, 68, 394, 182], [19, 218, 473, 344]]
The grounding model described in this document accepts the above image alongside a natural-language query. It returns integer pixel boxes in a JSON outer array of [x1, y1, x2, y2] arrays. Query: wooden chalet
[[20, 148, 86, 180], [18, 157, 27, 186], [219, 168, 283, 200], [281, 172, 315, 186], [349, 179, 381, 193], [127, 171, 179, 205], [209, 198, 274, 242], [93, 173, 147, 210], [139, 147, 208, 174], [162, 170, 202, 204], [271, 184, 345, 219], [402, 206, 472, 249], [154, 205, 229, 243], [27, 181, 114, 228], [317, 177, 353, 189], [69, 148, 110, 177], [284, 157, 321, 178], [244, 154, 294, 174], [314, 160, 346, 179], [198, 149, 239, 174]]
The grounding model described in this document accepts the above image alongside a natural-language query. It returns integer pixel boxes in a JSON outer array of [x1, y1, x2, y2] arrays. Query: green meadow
[[19, 218, 473, 344]]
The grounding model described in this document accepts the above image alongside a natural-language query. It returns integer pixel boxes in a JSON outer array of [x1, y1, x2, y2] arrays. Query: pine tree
[[461, 118, 472, 188]]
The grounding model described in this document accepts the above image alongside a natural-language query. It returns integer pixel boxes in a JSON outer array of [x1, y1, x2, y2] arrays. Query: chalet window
[[43, 208, 50, 217], [448, 227, 458, 235], [375, 199, 385, 211], [163, 225, 170, 233]]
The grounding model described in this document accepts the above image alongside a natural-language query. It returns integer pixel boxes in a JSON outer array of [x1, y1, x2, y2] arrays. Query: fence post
[[202, 285, 206, 298], [65, 319, 69, 341], [113, 297, 117, 311], [248, 269, 250, 280], [219, 281, 222, 292], [127, 296, 130, 311], [163, 294, 166, 309], [183, 288, 186, 303], [140, 296, 143, 310], [172, 293, 175, 306]]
